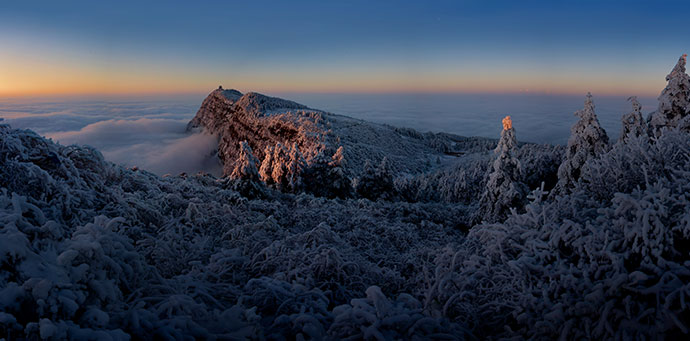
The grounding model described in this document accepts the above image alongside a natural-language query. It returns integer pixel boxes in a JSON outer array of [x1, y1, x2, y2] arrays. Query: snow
[[553, 92, 610, 195], [1, 54, 690, 339], [650, 54, 690, 136], [476, 116, 527, 223]]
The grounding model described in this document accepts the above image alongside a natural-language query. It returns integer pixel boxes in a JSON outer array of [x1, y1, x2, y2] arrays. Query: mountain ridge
[[186, 87, 499, 185]]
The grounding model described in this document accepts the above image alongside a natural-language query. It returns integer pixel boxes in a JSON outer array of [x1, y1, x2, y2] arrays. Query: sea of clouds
[[285, 92, 659, 145], [0, 95, 222, 176], [0, 92, 658, 176]]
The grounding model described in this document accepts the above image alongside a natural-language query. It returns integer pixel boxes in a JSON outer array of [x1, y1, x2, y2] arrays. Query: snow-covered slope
[[187, 87, 488, 178], [3, 102, 690, 339], [0, 124, 471, 339]]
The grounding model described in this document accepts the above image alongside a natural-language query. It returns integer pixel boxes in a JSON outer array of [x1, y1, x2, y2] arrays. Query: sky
[[1, 0, 689, 97]]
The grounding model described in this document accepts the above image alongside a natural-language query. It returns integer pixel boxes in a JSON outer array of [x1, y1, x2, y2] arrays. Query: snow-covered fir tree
[[259, 145, 276, 185], [476, 116, 526, 223], [228, 141, 264, 197], [552, 92, 609, 195], [618, 96, 648, 142], [354, 157, 395, 200], [326, 146, 352, 197], [269, 143, 290, 191], [230, 141, 260, 181], [286, 143, 306, 191], [302, 146, 353, 198], [649, 54, 690, 136], [258, 143, 305, 192]]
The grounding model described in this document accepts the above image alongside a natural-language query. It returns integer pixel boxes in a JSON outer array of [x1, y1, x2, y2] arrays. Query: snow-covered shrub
[[580, 128, 690, 202], [0, 125, 475, 339], [328, 286, 469, 340]]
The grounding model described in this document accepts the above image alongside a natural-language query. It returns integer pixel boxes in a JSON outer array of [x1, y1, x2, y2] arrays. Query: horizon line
[[0, 88, 663, 100]]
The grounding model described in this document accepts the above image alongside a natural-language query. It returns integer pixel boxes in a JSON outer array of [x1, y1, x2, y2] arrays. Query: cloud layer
[[47, 118, 222, 176], [1, 96, 222, 176]]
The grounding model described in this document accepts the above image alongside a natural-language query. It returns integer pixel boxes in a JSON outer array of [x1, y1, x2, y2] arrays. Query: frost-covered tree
[[552, 93, 609, 195], [649, 54, 690, 136], [476, 116, 526, 223], [228, 141, 265, 197], [258, 143, 304, 192], [259, 145, 276, 186], [302, 146, 353, 199], [326, 146, 352, 198], [269, 143, 290, 191], [354, 157, 395, 201], [618, 96, 648, 143], [286, 143, 306, 191], [230, 141, 260, 181]]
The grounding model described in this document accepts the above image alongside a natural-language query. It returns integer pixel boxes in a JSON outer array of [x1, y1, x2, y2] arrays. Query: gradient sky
[[1, 0, 689, 96]]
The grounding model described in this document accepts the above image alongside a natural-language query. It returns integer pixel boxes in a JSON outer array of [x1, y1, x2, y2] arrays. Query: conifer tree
[[355, 157, 395, 200], [259, 145, 276, 186], [552, 93, 609, 195], [270, 143, 290, 191], [286, 142, 306, 192], [229, 141, 264, 197], [649, 54, 690, 136], [476, 116, 526, 223], [230, 141, 260, 181], [301, 146, 353, 198], [619, 96, 648, 142], [327, 146, 352, 198]]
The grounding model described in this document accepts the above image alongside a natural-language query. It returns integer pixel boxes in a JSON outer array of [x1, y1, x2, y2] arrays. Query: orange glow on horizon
[[0, 55, 669, 98]]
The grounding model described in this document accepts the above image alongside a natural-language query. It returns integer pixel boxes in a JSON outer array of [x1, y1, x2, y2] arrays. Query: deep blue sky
[[1, 0, 688, 95]]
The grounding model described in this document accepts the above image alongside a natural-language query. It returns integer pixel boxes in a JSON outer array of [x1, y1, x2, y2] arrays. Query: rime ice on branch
[[553, 93, 609, 195], [650, 54, 690, 136], [476, 115, 526, 223]]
